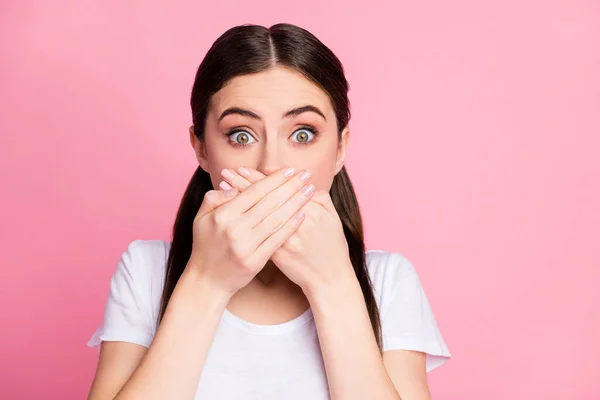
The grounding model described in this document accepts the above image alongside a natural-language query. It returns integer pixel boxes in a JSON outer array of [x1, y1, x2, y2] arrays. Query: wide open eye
[[290, 126, 318, 145], [227, 130, 258, 147]]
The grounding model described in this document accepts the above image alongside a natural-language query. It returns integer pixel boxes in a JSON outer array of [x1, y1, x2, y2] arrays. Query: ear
[[189, 125, 210, 171], [335, 126, 350, 175]]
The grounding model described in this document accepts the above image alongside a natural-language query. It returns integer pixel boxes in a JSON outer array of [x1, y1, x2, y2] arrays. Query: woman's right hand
[[188, 167, 315, 296]]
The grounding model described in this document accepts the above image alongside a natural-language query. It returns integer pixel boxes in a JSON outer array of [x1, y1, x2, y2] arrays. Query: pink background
[[1, 1, 599, 398]]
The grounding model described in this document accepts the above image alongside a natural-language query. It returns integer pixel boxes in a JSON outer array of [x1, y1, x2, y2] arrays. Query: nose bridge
[[257, 124, 284, 175]]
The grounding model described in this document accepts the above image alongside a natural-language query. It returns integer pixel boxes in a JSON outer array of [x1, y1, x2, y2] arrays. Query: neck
[[254, 259, 285, 287]]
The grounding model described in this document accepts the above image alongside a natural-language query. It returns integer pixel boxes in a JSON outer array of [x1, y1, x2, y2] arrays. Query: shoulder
[[365, 249, 419, 315], [87, 239, 171, 349], [365, 249, 451, 370], [365, 249, 416, 285], [115, 239, 171, 328], [121, 238, 170, 270], [117, 239, 170, 284]]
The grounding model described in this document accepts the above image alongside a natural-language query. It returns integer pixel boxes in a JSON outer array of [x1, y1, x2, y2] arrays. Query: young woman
[[87, 23, 450, 400]]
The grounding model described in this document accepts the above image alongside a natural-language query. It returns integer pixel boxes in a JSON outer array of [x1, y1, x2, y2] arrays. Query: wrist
[[181, 264, 233, 307], [305, 269, 359, 307]]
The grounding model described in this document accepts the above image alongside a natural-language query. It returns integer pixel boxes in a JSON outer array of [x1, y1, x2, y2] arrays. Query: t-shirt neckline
[[221, 307, 314, 335]]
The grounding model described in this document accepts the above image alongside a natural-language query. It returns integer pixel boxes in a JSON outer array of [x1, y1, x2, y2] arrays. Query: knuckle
[[204, 190, 219, 205], [285, 235, 301, 252], [267, 215, 285, 232], [242, 258, 257, 272], [230, 243, 247, 261], [231, 244, 252, 267], [212, 209, 228, 227], [224, 223, 239, 241], [265, 199, 282, 216]]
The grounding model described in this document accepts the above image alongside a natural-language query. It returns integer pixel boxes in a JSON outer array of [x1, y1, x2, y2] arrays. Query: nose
[[256, 160, 283, 177], [255, 142, 287, 176]]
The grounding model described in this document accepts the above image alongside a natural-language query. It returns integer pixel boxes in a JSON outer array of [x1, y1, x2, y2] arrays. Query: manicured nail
[[299, 170, 311, 182], [223, 188, 237, 197], [284, 167, 296, 177], [221, 169, 234, 180], [219, 181, 233, 191], [302, 184, 315, 196], [293, 209, 305, 221], [238, 167, 251, 177]]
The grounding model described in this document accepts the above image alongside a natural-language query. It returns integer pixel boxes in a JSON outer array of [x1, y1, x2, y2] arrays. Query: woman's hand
[[218, 167, 355, 296], [188, 167, 315, 296]]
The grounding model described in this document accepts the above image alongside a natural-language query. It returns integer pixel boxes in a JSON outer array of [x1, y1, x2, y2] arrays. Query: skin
[[189, 65, 350, 322], [88, 65, 431, 400], [191, 65, 431, 398]]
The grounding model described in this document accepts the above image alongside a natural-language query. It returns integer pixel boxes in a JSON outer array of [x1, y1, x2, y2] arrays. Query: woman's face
[[190, 66, 350, 192]]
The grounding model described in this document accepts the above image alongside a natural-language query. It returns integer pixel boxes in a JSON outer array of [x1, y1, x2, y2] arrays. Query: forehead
[[210, 66, 334, 118]]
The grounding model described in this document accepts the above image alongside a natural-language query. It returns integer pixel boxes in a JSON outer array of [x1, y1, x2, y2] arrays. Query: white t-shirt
[[88, 239, 451, 399]]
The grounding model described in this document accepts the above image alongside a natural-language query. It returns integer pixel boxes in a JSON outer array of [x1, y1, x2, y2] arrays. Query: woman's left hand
[[219, 167, 355, 296]]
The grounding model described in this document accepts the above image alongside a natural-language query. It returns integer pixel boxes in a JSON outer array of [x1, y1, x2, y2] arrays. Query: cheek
[[305, 154, 337, 191], [204, 148, 227, 188], [203, 136, 245, 187]]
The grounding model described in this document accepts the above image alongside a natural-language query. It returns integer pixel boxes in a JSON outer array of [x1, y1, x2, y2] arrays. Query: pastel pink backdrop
[[1, 1, 598, 399]]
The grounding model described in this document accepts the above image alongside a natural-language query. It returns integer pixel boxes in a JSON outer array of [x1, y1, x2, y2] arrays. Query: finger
[[218, 166, 301, 217], [234, 167, 267, 186], [196, 188, 239, 220], [219, 168, 253, 191], [310, 190, 337, 214], [251, 206, 306, 266], [240, 169, 312, 230], [250, 182, 315, 248]]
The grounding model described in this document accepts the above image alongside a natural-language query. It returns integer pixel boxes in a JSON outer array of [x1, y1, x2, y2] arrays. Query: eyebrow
[[218, 105, 327, 122]]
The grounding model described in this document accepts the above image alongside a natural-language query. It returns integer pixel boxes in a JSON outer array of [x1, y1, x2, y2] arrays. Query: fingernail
[[293, 209, 305, 221], [284, 167, 296, 177], [223, 188, 237, 197], [302, 184, 315, 196], [219, 181, 233, 191], [221, 169, 234, 180], [238, 167, 251, 177], [299, 170, 311, 182]]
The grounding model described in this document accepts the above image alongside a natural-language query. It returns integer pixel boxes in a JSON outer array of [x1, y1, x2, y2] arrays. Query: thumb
[[196, 187, 238, 220]]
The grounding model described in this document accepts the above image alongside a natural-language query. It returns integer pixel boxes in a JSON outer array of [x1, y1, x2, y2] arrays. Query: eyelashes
[[226, 125, 319, 148]]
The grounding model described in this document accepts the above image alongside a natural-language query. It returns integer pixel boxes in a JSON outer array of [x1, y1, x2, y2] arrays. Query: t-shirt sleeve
[[87, 240, 154, 350], [380, 253, 451, 372]]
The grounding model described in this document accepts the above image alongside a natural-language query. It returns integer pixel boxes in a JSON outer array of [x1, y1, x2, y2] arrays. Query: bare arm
[[309, 270, 430, 400], [87, 342, 147, 400], [383, 350, 430, 400], [88, 266, 230, 400]]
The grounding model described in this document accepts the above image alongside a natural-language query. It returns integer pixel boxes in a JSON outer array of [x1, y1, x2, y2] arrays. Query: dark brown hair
[[158, 23, 382, 351]]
